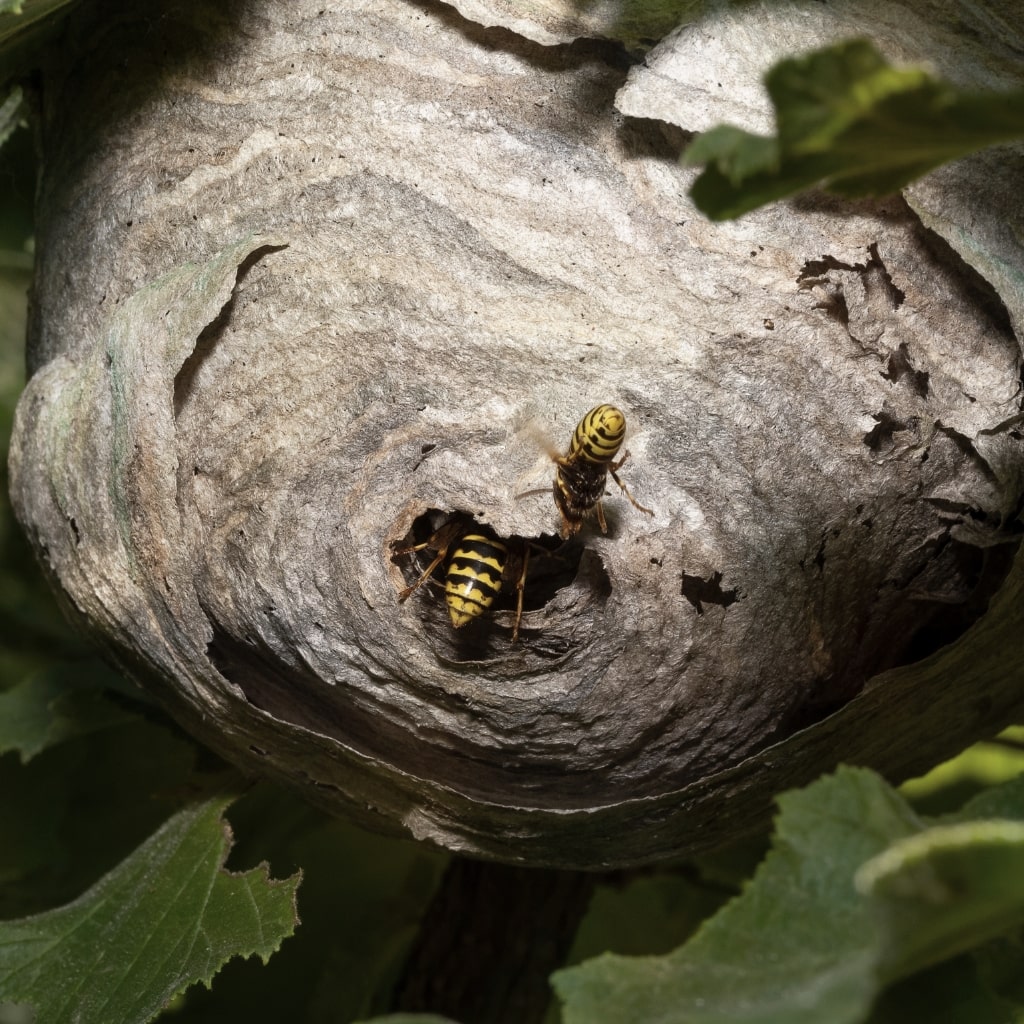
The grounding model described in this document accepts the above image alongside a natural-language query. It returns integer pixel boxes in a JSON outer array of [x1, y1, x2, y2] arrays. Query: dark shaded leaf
[[0, 796, 300, 1024]]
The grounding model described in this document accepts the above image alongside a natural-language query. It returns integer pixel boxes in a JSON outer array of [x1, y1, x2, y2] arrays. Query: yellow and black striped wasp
[[548, 404, 653, 538], [393, 517, 532, 642]]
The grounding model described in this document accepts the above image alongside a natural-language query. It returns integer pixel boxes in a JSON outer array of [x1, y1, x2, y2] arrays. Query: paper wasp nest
[[10, 0, 1024, 867]]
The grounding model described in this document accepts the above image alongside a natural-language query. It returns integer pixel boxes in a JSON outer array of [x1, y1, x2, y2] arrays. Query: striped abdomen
[[569, 404, 626, 464], [445, 533, 509, 629]]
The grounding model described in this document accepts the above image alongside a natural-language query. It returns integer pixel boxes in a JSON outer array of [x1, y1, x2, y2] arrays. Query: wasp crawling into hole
[[392, 516, 557, 643], [526, 403, 654, 539]]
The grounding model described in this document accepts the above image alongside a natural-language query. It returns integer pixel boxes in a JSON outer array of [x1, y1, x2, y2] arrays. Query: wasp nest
[[10, 0, 1024, 867]]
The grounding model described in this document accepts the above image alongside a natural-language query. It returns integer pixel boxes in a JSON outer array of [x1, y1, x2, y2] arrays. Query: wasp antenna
[[515, 486, 551, 501]]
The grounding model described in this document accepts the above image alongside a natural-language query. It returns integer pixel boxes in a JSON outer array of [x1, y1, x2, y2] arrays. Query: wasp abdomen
[[445, 533, 509, 629], [394, 519, 535, 641], [570, 404, 626, 464]]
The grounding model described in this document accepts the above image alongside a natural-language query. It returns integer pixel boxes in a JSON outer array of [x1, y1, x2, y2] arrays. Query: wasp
[[549, 404, 653, 538], [393, 519, 531, 642]]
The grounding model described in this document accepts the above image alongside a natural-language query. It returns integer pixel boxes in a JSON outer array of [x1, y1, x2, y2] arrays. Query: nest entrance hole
[[392, 509, 585, 632]]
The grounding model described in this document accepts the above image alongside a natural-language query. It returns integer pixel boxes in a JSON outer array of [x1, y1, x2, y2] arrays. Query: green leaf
[[0, 661, 135, 761], [900, 733, 1024, 817], [555, 768, 1024, 1024], [567, 872, 728, 964], [686, 39, 1024, 220], [856, 820, 1024, 981], [172, 782, 446, 1022], [685, 125, 780, 183], [599, 0, 705, 50], [553, 767, 921, 1024], [955, 771, 1024, 822], [0, 796, 300, 1024], [767, 39, 932, 152], [689, 154, 832, 222]]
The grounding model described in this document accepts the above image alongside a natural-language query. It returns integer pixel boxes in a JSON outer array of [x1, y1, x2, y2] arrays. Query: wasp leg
[[609, 451, 654, 517], [595, 499, 608, 534], [510, 544, 530, 644], [397, 548, 449, 602], [393, 521, 463, 602]]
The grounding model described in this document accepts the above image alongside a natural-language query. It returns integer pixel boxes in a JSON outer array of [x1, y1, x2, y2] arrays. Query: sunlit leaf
[[686, 39, 1024, 219]]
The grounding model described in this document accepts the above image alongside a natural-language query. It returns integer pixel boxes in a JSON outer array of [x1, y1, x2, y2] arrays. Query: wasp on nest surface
[[522, 404, 654, 538]]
